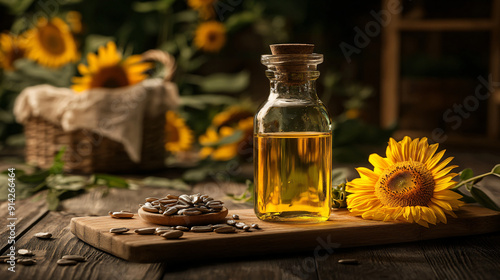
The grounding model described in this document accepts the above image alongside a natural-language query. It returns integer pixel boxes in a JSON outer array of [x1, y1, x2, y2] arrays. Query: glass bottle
[[254, 44, 332, 223]]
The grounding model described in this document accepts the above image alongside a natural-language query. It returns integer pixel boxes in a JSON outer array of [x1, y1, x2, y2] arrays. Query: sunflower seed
[[146, 197, 160, 202], [251, 223, 260, 229], [212, 224, 228, 230], [18, 249, 34, 256], [215, 226, 236, 233], [108, 211, 114, 216], [62, 255, 86, 262], [226, 219, 237, 226], [34, 232, 52, 239], [110, 227, 129, 234], [155, 227, 174, 235], [57, 259, 77, 266], [18, 258, 36, 266], [243, 225, 251, 231], [159, 198, 178, 204], [183, 210, 202, 216], [191, 226, 213, 232], [161, 230, 183, 239], [142, 206, 159, 213], [112, 212, 134, 219], [175, 226, 190, 231], [192, 195, 201, 204], [134, 228, 156, 235], [235, 222, 246, 229], [163, 207, 178, 216], [165, 194, 178, 199], [338, 259, 359, 265], [232, 214, 240, 220]]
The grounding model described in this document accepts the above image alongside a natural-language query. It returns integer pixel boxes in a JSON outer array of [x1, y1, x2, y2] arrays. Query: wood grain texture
[[0, 193, 49, 254], [70, 205, 500, 263], [138, 207, 228, 226], [0, 212, 164, 280]]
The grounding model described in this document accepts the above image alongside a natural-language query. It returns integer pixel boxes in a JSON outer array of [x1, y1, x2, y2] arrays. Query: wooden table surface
[[1, 151, 500, 279]]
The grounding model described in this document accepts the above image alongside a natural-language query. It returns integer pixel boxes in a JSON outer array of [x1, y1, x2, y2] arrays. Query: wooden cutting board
[[70, 205, 500, 263]]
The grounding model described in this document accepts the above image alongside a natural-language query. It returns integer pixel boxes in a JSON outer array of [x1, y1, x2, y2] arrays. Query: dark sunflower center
[[39, 24, 66, 55], [374, 161, 435, 207], [207, 31, 218, 43], [90, 65, 130, 89]]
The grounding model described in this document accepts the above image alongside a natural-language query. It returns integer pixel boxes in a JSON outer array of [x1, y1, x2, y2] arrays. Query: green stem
[[453, 172, 500, 189]]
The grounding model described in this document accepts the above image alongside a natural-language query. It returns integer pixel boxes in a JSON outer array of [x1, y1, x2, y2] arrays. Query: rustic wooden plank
[[0, 193, 49, 254], [162, 253, 319, 280], [316, 232, 500, 280], [69, 205, 500, 263], [0, 212, 164, 280]]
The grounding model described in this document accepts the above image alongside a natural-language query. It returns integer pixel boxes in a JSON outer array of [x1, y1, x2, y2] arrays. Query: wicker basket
[[22, 50, 177, 173]]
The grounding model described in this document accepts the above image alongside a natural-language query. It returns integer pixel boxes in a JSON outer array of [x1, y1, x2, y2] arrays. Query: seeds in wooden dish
[[140, 193, 225, 217], [34, 232, 52, 239], [109, 227, 129, 234], [61, 255, 86, 262]]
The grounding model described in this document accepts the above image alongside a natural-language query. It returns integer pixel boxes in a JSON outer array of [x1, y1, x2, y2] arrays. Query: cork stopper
[[270, 44, 314, 55]]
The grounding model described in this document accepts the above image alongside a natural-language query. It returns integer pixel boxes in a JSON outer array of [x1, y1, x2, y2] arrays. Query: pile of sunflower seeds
[[140, 194, 224, 216]]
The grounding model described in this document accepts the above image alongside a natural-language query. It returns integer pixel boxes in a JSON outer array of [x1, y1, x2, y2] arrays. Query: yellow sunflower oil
[[254, 132, 332, 222], [254, 44, 332, 223]]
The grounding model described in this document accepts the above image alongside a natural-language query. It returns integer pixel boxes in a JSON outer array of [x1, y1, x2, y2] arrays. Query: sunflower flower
[[71, 41, 152, 92], [199, 116, 253, 161], [346, 136, 464, 227], [66, 11, 83, 34], [187, 0, 217, 19], [194, 21, 226, 53], [24, 17, 79, 68], [0, 33, 26, 70], [165, 111, 194, 153]]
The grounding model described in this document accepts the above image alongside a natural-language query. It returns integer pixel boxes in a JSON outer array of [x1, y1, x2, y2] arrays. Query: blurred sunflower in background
[[0, 33, 26, 70], [346, 136, 464, 227], [199, 106, 253, 161], [194, 21, 226, 53], [24, 17, 79, 68], [187, 0, 217, 20], [66, 11, 83, 34], [165, 111, 194, 153], [72, 41, 152, 92]]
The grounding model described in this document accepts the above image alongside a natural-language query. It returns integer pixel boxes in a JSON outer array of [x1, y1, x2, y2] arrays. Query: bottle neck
[[266, 71, 320, 101]]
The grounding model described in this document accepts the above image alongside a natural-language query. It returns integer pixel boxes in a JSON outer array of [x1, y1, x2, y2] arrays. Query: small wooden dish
[[138, 207, 228, 226]]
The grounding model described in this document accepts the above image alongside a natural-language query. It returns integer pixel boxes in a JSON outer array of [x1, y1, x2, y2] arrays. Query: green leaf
[[193, 71, 250, 93], [132, 0, 176, 12], [49, 147, 66, 175], [459, 168, 474, 181], [46, 174, 87, 191], [491, 164, 500, 175], [92, 174, 129, 189], [0, 0, 35, 15], [140, 177, 190, 191], [227, 179, 254, 203], [18, 169, 50, 183], [470, 186, 500, 211], [182, 165, 212, 182], [225, 11, 258, 33]]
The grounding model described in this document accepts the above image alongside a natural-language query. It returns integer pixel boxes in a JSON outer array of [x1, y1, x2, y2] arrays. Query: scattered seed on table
[[232, 214, 240, 220], [134, 228, 156, 235], [212, 224, 228, 230], [161, 230, 183, 239], [235, 222, 246, 229], [243, 225, 251, 232], [338, 259, 359, 265], [175, 226, 190, 231], [109, 227, 129, 234], [155, 227, 174, 235], [191, 226, 213, 232], [215, 226, 236, 233], [111, 211, 134, 219], [57, 259, 78, 266], [251, 223, 260, 229], [226, 220, 237, 226], [34, 232, 52, 239], [61, 255, 86, 262], [18, 249, 34, 256], [18, 258, 36, 266]]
